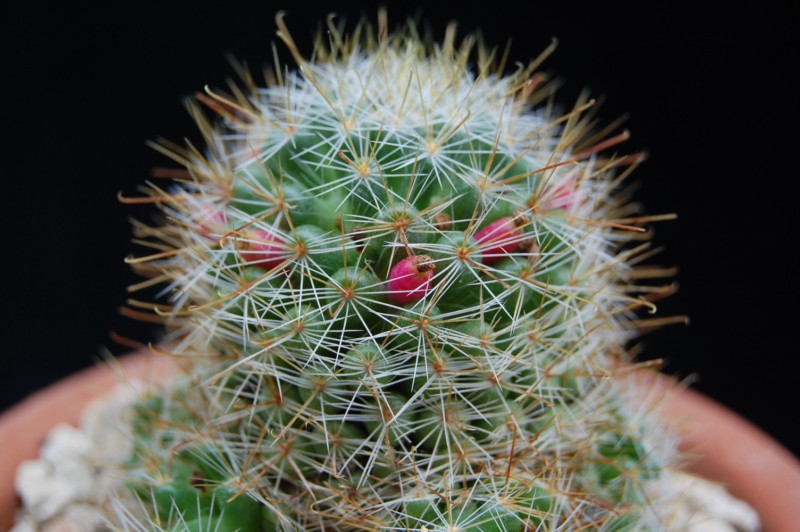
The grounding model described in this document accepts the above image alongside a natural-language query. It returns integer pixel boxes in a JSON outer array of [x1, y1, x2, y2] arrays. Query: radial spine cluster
[[120, 15, 677, 531]]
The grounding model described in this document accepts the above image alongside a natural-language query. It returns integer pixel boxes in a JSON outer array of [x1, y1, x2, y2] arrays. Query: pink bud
[[238, 229, 285, 269], [388, 255, 435, 304], [474, 217, 522, 265], [544, 181, 581, 211], [196, 205, 228, 238]]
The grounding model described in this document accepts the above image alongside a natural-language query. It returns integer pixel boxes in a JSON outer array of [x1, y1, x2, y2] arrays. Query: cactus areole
[[122, 14, 679, 531]]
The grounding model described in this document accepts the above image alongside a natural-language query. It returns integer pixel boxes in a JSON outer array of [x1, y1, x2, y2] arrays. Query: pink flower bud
[[196, 205, 228, 238], [237, 229, 285, 269], [388, 255, 435, 304], [474, 217, 522, 264], [544, 181, 581, 211]]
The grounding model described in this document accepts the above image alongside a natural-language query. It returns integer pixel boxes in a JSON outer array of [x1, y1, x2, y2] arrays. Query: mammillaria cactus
[[118, 13, 680, 530]]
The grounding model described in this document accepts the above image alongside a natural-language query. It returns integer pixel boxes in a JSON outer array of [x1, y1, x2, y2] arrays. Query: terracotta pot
[[0, 353, 179, 529], [1, 357, 798, 531], [636, 373, 800, 531]]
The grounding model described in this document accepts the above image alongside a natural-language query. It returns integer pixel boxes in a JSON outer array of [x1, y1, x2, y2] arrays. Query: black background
[[2, 2, 797, 457]]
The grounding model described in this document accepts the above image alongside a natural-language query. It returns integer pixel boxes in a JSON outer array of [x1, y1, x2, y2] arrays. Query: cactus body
[[122, 17, 677, 531]]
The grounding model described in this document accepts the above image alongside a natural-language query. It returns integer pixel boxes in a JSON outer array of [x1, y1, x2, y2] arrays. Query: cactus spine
[[120, 14, 678, 531]]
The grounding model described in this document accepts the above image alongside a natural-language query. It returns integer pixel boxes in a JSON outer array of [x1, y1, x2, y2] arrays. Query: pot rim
[[0, 353, 178, 528]]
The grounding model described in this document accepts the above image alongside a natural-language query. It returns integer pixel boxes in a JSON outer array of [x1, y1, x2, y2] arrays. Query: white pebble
[[15, 458, 94, 522], [9, 515, 37, 532], [41, 504, 109, 532], [646, 470, 760, 531], [39, 424, 92, 464]]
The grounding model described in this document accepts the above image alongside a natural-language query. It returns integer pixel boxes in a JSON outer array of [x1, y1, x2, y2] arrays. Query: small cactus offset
[[120, 14, 678, 531]]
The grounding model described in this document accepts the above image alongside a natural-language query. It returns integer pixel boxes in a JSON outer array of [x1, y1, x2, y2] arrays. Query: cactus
[[118, 14, 679, 531]]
